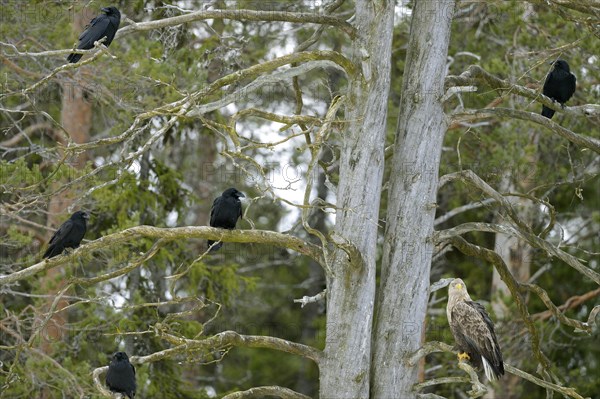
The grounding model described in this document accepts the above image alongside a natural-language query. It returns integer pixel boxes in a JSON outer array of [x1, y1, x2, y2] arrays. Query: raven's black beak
[[83, 212, 90, 220], [238, 192, 246, 198], [101, 7, 110, 13]]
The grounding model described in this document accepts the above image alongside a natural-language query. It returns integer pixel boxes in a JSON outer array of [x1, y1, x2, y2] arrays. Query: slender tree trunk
[[296, 152, 328, 396], [488, 179, 531, 399], [40, 9, 92, 399], [372, 1, 455, 397], [319, 1, 394, 397], [488, 132, 539, 399], [42, 7, 92, 341]]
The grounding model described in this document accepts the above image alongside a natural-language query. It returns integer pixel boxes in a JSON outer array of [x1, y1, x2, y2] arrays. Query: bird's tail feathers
[[541, 105, 555, 119], [482, 357, 501, 381], [208, 240, 223, 252], [67, 53, 82, 63], [43, 245, 57, 259]]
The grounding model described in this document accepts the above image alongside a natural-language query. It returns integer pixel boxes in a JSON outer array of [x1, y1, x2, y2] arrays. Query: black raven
[[208, 188, 245, 251], [541, 59, 576, 119], [43, 211, 89, 259], [67, 6, 121, 63], [106, 352, 136, 399]]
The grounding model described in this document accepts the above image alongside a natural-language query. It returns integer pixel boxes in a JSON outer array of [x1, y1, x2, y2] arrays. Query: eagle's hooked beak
[[456, 283, 463, 290]]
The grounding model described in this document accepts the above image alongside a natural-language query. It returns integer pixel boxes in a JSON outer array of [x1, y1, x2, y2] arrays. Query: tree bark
[[40, 8, 93, 399], [372, 1, 456, 397], [319, 0, 394, 397]]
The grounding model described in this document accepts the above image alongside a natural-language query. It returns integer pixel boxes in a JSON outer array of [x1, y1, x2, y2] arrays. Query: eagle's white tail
[[482, 357, 497, 381]]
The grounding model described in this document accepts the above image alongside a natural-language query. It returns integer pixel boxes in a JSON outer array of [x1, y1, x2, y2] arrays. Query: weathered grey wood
[[371, 1, 456, 397], [319, 0, 394, 397]]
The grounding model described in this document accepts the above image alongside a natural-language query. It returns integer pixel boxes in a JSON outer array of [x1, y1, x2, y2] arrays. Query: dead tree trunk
[[489, 133, 539, 399], [371, 1, 456, 397], [319, 0, 394, 397]]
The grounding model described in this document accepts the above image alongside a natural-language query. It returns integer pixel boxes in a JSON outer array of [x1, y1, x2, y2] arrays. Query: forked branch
[[410, 341, 589, 399]]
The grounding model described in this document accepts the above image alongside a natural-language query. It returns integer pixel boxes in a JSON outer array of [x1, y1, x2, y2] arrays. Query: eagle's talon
[[457, 352, 471, 362]]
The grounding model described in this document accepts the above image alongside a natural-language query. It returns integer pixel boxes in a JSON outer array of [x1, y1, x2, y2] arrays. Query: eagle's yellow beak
[[456, 283, 463, 290]]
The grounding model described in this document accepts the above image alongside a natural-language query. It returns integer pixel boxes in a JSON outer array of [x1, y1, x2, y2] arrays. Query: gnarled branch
[[0, 226, 325, 286], [221, 386, 311, 399], [410, 341, 589, 399], [525, 284, 599, 333], [92, 330, 321, 397], [451, 108, 600, 154], [436, 170, 600, 285], [117, 9, 356, 38], [446, 64, 600, 118]]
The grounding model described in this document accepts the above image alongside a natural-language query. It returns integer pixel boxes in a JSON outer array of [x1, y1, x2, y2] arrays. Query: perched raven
[[208, 188, 245, 251], [67, 6, 121, 63], [43, 211, 89, 259], [106, 352, 136, 399], [541, 59, 576, 119]]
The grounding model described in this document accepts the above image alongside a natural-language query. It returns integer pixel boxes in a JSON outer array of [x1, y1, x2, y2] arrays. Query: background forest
[[1, 1, 599, 399]]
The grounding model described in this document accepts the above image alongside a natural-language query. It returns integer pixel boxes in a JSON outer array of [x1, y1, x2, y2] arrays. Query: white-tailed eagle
[[447, 278, 504, 380]]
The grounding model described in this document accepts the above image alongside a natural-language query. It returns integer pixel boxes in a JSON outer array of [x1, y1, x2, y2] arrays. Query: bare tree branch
[[417, 394, 448, 399], [232, 108, 322, 128], [19, 39, 112, 95], [526, 0, 600, 26], [437, 170, 600, 285], [438, 221, 600, 287], [31, 51, 356, 203], [407, 341, 455, 367], [0, 122, 55, 147], [187, 59, 347, 118], [439, 170, 534, 233], [451, 108, 600, 154], [412, 357, 486, 399], [505, 364, 590, 399], [446, 64, 600, 118], [144, 329, 322, 364], [429, 278, 455, 293], [434, 198, 496, 226], [0, 39, 108, 59], [0, 226, 324, 286], [116, 9, 357, 38], [457, 362, 487, 398], [294, 289, 327, 308], [525, 284, 599, 333], [409, 341, 590, 399], [221, 386, 312, 399], [301, 95, 346, 275], [91, 329, 321, 397]]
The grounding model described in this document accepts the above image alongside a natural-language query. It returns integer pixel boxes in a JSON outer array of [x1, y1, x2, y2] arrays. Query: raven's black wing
[[209, 196, 222, 227], [208, 196, 223, 250], [43, 219, 75, 258], [67, 15, 112, 62], [566, 73, 576, 101], [48, 219, 74, 245], [78, 15, 111, 49], [542, 72, 559, 118]]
